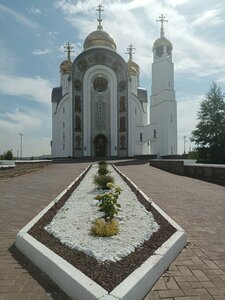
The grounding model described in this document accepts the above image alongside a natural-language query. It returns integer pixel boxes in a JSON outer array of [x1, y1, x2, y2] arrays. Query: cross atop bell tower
[[96, 4, 104, 30], [64, 42, 74, 61], [125, 44, 136, 61], [156, 14, 168, 38]]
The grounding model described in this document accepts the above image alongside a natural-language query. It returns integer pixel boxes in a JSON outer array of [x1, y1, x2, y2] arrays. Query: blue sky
[[0, 0, 225, 157]]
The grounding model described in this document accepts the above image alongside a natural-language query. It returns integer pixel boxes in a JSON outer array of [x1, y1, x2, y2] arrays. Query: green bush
[[95, 182, 122, 221], [98, 160, 108, 167], [94, 174, 114, 190], [98, 164, 109, 175]]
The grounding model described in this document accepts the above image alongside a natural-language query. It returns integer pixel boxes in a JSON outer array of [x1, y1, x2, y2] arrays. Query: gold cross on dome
[[156, 14, 168, 37], [96, 4, 104, 30], [125, 44, 136, 61], [64, 42, 74, 61]]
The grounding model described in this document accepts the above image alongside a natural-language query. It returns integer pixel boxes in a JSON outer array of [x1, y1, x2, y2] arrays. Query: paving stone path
[[0, 160, 225, 300]]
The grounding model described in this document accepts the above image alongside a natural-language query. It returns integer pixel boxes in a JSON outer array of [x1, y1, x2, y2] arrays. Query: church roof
[[138, 88, 148, 103], [60, 60, 72, 73], [127, 60, 140, 75], [153, 37, 172, 49], [83, 30, 116, 51], [51, 87, 62, 103]]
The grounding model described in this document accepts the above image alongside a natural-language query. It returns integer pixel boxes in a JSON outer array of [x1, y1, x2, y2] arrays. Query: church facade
[[51, 7, 177, 158]]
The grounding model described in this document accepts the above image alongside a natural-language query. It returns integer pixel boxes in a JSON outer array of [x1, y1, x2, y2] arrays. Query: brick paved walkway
[[0, 161, 225, 300], [116, 160, 225, 300]]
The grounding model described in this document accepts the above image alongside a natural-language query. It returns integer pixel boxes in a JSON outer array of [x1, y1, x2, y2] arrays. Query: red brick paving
[[0, 163, 89, 300], [115, 160, 225, 300], [0, 160, 225, 300]]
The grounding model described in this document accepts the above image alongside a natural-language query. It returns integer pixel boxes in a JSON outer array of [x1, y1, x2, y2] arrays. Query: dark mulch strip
[[29, 165, 176, 292]]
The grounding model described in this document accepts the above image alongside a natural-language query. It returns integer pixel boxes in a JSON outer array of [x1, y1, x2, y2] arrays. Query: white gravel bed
[[45, 164, 159, 263]]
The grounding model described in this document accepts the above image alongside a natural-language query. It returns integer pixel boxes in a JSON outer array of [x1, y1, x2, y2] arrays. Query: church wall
[[151, 61, 174, 99], [61, 73, 70, 96], [150, 100, 177, 155], [130, 74, 139, 96], [52, 96, 71, 157], [141, 102, 148, 125], [128, 94, 149, 156], [150, 90, 175, 107], [153, 102, 167, 155]]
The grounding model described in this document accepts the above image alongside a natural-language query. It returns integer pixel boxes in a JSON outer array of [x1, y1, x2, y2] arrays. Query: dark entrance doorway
[[94, 135, 107, 157]]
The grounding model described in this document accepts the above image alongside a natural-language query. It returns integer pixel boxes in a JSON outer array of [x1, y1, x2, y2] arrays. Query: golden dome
[[60, 60, 72, 74], [127, 60, 140, 76], [153, 37, 173, 49], [83, 30, 116, 50]]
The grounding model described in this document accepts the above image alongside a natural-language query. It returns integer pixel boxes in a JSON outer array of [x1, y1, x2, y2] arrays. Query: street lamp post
[[20, 133, 23, 159], [183, 135, 187, 154]]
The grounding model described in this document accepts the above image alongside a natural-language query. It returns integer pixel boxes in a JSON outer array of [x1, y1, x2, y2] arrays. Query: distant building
[[51, 7, 177, 158]]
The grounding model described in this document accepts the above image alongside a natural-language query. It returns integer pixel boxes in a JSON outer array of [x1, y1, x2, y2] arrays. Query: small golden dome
[[153, 37, 173, 49], [127, 60, 140, 76], [60, 60, 72, 74], [84, 30, 116, 50]]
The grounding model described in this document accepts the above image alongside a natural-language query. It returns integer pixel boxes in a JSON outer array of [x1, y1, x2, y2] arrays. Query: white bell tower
[[150, 14, 177, 155]]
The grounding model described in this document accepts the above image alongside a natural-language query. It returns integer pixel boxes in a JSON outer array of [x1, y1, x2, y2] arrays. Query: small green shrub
[[95, 182, 122, 221], [98, 160, 108, 167], [98, 164, 109, 175], [94, 174, 114, 190], [91, 218, 119, 237]]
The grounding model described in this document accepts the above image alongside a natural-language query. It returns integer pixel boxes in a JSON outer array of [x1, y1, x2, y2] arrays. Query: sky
[[0, 0, 225, 157]]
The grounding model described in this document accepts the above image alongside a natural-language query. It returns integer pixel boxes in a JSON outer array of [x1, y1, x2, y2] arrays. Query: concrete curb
[[16, 164, 187, 300]]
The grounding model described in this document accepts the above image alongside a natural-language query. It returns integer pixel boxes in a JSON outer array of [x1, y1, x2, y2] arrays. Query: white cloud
[[2, 108, 42, 133], [192, 9, 224, 27], [177, 95, 202, 153], [54, 0, 97, 14], [0, 4, 38, 28], [47, 31, 58, 39], [32, 48, 52, 55], [28, 6, 42, 15], [0, 74, 53, 104], [166, 0, 189, 7], [0, 40, 17, 73], [0, 108, 51, 157], [216, 76, 225, 84]]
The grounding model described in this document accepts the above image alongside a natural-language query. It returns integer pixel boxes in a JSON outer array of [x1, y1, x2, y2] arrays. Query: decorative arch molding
[[55, 94, 69, 114], [83, 65, 117, 156], [71, 48, 129, 157]]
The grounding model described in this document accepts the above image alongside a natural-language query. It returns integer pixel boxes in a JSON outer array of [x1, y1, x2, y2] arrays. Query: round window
[[93, 77, 108, 93]]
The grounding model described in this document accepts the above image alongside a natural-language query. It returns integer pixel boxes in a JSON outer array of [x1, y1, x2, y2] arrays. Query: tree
[[191, 82, 225, 163], [2, 150, 14, 160]]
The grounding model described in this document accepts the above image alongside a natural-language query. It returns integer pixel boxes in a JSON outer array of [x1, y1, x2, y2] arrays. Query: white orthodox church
[[51, 6, 177, 158]]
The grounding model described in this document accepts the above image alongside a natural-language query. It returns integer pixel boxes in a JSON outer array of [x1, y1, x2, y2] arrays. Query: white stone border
[[16, 164, 187, 300]]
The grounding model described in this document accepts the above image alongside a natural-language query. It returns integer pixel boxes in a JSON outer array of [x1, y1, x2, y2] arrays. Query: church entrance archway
[[94, 134, 107, 157]]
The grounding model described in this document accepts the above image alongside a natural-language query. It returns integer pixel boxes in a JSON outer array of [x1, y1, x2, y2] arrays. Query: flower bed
[[16, 163, 186, 300], [44, 164, 160, 263]]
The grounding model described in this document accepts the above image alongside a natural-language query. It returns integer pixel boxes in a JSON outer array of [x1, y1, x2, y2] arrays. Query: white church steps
[[16, 164, 187, 300]]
